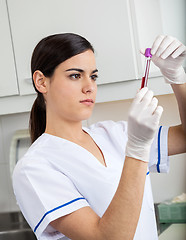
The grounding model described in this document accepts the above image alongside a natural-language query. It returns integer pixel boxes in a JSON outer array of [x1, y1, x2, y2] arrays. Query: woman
[[13, 33, 186, 240]]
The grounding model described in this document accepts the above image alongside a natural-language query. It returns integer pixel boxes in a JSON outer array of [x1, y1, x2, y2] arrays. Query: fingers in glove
[[140, 89, 154, 108], [151, 35, 165, 55], [140, 48, 145, 55], [148, 97, 158, 114], [152, 105, 163, 123], [154, 36, 175, 58], [171, 44, 186, 58], [161, 40, 182, 59], [133, 87, 148, 104]]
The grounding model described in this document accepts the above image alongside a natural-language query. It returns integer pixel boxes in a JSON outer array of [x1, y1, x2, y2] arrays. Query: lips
[[80, 99, 94, 103]]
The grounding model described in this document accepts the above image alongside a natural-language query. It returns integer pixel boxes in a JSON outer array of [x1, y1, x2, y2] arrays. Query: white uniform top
[[12, 121, 169, 240]]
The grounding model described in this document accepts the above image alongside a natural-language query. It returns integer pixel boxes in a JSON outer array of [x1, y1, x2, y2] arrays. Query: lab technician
[[13, 33, 186, 240]]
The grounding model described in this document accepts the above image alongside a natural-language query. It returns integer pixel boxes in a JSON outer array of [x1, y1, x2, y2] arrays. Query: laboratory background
[[0, 0, 185, 239]]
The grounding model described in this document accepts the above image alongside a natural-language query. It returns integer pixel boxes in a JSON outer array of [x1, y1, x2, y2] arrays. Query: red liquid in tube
[[141, 48, 152, 89]]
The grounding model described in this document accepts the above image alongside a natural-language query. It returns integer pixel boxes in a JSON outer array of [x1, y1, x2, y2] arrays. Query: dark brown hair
[[29, 33, 94, 143]]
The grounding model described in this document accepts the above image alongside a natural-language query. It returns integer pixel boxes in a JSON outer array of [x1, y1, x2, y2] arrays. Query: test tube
[[141, 48, 152, 89]]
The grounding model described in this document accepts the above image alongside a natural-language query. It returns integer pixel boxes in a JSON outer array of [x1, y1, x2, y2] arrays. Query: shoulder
[[84, 120, 128, 146], [12, 134, 54, 185], [87, 120, 128, 134]]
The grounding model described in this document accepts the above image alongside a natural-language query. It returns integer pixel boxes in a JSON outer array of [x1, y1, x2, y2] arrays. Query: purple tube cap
[[145, 48, 152, 58]]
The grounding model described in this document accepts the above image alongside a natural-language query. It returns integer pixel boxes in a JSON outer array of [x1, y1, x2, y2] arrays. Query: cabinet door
[[0, 0, 18, 97], [130, 0, 163, 78], [7, 0, 138, 95]]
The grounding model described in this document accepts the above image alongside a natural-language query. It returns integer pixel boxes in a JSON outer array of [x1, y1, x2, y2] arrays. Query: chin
[[81, 114, 92, 121], [79, 111, 93, 121]]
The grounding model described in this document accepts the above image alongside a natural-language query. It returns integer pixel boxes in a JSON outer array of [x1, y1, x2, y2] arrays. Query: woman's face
[[45, 50, 98, 123]]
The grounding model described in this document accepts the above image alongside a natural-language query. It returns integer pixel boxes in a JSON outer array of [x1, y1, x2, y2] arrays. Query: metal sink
[[0, 212, 36, 240], [0, 229, 36, 240]]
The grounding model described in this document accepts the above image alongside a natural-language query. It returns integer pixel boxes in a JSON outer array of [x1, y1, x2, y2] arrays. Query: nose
[[82, 77, 96, 94]]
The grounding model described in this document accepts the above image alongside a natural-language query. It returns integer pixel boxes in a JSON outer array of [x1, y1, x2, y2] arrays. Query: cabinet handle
[[25, 78, 33, 84]]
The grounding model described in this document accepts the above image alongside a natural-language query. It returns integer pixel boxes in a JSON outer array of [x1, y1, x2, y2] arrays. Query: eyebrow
[[65, 68, 98, 74]]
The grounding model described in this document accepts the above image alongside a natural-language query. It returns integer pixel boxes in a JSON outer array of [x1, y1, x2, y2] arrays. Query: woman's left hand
[[150, 35, 186, 84]]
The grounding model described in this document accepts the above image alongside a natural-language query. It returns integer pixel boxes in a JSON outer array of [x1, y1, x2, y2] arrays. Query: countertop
[[159, 224, 186, 240]]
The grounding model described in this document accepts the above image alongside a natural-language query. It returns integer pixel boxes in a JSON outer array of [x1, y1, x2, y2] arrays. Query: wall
[[0, 112, 30, 212], [0, 91, 185, 213], [159, 0, 186, 45]]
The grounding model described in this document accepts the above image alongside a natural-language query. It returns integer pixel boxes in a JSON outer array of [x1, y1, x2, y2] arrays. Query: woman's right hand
[[126, 87, 163, 162]]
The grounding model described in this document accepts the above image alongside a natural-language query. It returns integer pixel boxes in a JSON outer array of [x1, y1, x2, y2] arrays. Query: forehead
[[58, 50, 96, 70]]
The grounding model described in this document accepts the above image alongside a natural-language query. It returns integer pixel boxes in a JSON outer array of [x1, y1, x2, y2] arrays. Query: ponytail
[[29, 93, 46, 143]]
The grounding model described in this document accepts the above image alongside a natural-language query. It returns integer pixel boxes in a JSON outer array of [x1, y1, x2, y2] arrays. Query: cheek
[[93, 84, 97, 98], [50, 81, 78, 106]]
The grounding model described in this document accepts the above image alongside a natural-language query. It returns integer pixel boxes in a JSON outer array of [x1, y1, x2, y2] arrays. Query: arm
[[51, 157, 147, 240], [150, 35, 186, 155], [168, 125, 186, 155], [51, 88, 162, 240], [168, 84, 186, 155], [171, 84, 186, 132]]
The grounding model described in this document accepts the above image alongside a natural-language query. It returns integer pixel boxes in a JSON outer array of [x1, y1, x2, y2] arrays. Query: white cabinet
[[0, 0, 18, 97], [130, 0, 163, 78], [0, 0, 185, 115], [7, 0, 138, 95]]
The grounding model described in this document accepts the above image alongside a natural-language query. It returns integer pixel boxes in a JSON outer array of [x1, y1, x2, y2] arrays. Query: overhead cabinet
[[1, 0, 185, 114], [7, 0, 139, 96], [130, 0, 163, 78], [3, 0, 166, 97], [0, 0, 18, 97]]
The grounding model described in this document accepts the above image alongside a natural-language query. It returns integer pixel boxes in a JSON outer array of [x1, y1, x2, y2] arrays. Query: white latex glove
[[126, 88, 163, 162], [151, 35, 186, 84]]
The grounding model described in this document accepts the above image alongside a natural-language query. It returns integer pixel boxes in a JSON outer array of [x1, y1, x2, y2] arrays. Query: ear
[[33, 70, 48, 93]]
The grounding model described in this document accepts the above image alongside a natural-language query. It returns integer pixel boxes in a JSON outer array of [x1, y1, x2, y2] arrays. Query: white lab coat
[[13, 120, 169, 240]]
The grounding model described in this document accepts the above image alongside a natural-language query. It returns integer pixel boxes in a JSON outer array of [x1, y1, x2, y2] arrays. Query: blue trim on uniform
[[157, 126, 162, 173], [146, 171, 150, 175], [34, 197, 85, 233]]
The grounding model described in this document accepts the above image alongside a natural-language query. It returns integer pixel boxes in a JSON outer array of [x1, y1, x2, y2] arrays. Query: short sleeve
[[12, 157, 90, 240], [149, 126, 170, 173]]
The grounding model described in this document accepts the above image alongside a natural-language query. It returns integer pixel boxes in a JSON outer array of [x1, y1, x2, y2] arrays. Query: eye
[[69, 73, 81, 79], [91, 74, 98, 81]]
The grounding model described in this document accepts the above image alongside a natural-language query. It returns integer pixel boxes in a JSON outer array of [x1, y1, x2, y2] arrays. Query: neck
[[45, 116, 86, 143]]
